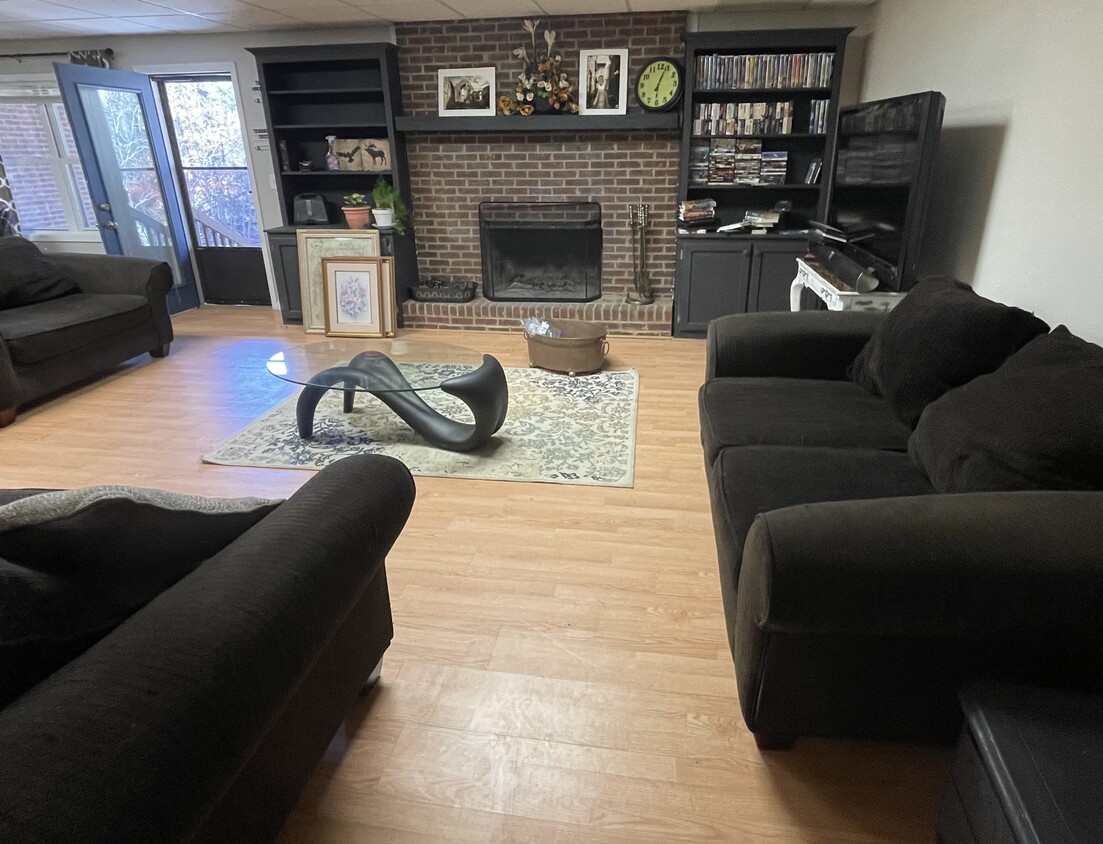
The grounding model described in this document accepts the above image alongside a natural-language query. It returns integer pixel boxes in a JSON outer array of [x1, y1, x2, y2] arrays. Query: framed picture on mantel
[[438, 67, 496, 117], [580, 49, 628, 116]]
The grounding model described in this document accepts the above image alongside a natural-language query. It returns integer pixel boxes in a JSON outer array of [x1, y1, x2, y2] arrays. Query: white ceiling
[[0, 0, 874, 41]]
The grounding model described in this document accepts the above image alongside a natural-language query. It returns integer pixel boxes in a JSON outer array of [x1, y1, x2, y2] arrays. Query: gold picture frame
[[322, 257, 385, 338], [296, 228, 381, 333]]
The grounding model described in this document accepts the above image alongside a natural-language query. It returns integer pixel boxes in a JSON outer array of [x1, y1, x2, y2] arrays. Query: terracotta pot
[[341, 205, 373, 229]]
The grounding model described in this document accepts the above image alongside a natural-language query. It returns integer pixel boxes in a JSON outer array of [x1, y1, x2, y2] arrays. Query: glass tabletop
[[266, 338, 487, 393]]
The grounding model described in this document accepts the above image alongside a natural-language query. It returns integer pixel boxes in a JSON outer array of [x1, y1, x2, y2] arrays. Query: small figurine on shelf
[[325, 135, 340, 171]]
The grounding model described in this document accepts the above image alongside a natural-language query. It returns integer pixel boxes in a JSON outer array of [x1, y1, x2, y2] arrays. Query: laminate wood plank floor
[[0, 307, 952, 842]]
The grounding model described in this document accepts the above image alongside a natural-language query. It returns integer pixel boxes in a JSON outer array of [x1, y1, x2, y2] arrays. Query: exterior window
[[0, 86, 97, 237]]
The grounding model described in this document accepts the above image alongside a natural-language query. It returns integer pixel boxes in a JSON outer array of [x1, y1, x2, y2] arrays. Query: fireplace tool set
[[627, 203, 654, 305]]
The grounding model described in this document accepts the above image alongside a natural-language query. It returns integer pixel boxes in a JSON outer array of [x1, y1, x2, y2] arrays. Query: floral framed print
[[438, 67, 496, 117], [579, 49, 628, 115], [322, 258, 385, 338], [296, 228, 381, 333]]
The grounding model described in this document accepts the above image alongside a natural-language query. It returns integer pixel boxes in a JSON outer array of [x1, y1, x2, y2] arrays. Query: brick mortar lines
[[396, 12, 686, 336]]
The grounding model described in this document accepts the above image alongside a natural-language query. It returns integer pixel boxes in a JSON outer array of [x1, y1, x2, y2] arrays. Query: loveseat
[[700, 278, 1103, 749], [0, 454, 415, 843], [0, 237, 174, 427]]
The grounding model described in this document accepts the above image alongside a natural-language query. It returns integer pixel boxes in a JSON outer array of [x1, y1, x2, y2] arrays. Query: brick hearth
[[395, 12, 685, 335]]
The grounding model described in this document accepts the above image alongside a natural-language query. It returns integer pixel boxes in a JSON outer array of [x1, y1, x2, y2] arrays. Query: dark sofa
[[0, 454, 415, 843], [0, 241, 174, 427], [700, 284, 1103, 749]]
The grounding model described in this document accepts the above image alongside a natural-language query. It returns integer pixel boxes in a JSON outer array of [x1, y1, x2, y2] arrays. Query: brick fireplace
[[395, 13, 684, 335]]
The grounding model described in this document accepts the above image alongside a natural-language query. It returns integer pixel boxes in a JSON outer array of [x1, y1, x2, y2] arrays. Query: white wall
[[0, 24, 393, 300], [863, 0, 1103, 342]]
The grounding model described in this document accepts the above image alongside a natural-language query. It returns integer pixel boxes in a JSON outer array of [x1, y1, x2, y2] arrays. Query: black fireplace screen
[[479, 201, 601, 302]]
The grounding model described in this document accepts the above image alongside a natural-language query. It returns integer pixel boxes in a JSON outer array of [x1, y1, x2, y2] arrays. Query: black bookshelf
[[673, 28, 852, 337], [248, 42, 417, 325]]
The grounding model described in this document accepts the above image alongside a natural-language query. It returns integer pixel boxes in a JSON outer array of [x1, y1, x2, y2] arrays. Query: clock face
[[636, 58, 684, 112]]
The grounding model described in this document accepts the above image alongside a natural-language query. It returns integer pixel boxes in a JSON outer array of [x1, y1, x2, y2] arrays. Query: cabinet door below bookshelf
[[748, 240, 807, 313], [674, 239, 753, 336]]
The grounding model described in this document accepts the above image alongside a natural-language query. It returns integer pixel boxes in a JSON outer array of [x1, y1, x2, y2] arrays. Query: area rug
[[203, 364, 638, 487]]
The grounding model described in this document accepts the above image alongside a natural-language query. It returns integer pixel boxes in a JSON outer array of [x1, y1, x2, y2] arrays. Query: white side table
[[790, 257, 906, 312]]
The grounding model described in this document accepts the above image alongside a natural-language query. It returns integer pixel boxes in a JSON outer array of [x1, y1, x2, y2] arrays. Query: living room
[[1, 0, 1101, 842]]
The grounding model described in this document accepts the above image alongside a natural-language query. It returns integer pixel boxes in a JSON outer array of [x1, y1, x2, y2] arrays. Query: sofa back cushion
[[910, 327, 1103, 492], [0, 486, 281, 706], [0, 237, 80, 310], [847, 277, 1049, 427]]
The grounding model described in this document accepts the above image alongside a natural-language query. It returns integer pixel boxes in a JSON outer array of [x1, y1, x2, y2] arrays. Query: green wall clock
[[635, 57, 684, 113]]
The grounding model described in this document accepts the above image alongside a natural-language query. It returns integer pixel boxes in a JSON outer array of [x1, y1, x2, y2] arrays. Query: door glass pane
[[162, 78, 259, 247], [77, 84, 184, 283]]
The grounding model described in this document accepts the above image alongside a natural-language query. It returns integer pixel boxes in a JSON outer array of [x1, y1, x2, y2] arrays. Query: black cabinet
[[673, 235, 807, 336]]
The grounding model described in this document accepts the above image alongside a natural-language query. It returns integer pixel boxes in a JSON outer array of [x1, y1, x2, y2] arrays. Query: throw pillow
[[0, 237, 80, 309], [0, 486, 283, 609], [910, 326, 1103, 492], [0, 555, 128, 707], [846, 277, 1049, 427]]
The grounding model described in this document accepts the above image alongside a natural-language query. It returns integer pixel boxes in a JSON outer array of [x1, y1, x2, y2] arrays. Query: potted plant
[[341, 193, 372, 229], [371, 178, 409, 234]]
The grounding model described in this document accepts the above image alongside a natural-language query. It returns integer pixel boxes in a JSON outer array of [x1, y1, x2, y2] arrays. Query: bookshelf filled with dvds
[[673, 28, 851, 336]]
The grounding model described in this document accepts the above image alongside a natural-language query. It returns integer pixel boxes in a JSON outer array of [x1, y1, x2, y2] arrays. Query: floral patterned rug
[[204, 365, 638, 487]]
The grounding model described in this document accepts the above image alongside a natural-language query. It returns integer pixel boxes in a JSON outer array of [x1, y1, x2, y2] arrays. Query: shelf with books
[[674, 28, 851, 334]]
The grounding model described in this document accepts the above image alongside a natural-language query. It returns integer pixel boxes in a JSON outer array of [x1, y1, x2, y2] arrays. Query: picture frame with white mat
[[296, 229, 381, 333]]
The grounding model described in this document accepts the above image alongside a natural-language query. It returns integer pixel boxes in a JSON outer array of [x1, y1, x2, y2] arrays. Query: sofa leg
[[0, 407, 15, 428], [150, 343, 170, 358], [753, 730, 798, 751], [363, 657, 383, 690]]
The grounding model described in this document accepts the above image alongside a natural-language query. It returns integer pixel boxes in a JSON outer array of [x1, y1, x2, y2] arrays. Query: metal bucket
[[525, 318, 609, 376]]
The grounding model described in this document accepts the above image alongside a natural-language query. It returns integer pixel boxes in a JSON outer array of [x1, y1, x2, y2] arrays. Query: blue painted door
[[54, 63, 198, 312]]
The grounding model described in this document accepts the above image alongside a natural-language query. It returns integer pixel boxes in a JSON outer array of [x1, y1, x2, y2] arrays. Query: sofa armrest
[[739, 490, 1103, 641], [48, 252, 174, 343], [0, 454, 415, 844], [706, 310, 886, 381]]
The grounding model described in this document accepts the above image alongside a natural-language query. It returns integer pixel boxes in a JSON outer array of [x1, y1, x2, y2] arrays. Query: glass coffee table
[[266, 339, 508, 452]]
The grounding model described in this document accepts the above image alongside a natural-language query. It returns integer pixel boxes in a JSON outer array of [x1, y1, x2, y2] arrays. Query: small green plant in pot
[[371, 178, 409, 234], [341, 193, 372, 229]]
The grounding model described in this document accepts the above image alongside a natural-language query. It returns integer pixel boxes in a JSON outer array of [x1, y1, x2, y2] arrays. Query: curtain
[[0, 153, 19, 237]]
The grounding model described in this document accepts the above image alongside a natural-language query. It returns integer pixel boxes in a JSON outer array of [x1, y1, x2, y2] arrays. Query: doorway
[[157, 75, 270, 306]]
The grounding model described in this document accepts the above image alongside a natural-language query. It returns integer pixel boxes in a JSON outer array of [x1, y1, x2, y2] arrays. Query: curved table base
[[295, 352, 508, 452]]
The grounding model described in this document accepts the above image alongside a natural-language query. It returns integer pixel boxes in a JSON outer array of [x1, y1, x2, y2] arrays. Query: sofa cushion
[[0, 237, 80, 310], [910, 327, 1103, 492], [708, 445, 933, 656], [0, 486, 282, 606], [699, 377, 911, 467], [847, 277, 1049, 427], [0, 555, 129, 707], [0, 293, 149, 364]]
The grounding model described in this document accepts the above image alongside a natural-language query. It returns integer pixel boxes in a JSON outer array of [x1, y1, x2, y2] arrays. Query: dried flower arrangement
[[500, 19, 578, 115]]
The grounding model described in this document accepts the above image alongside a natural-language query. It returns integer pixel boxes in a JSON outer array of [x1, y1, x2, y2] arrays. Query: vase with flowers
[[499, 19, 578, 116]]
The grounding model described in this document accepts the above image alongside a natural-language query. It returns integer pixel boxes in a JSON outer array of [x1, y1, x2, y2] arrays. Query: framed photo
[[323, 258, 384, 338], [438, 67, 496, 117], [579, 49, 628, 116], [379, 256, 396, 337], [296, 229, 381, 333]]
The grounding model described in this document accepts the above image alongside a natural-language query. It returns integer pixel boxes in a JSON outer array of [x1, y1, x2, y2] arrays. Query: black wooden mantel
[[394, 113, 680, 133]]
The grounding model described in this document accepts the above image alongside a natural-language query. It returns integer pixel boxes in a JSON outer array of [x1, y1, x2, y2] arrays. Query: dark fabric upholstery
[[911, 327, 1103, 492], [699, 377, 911, 467], [0, 294, 149, 364], [708, 445, 932, 659], [706, 310, 887, 380], [0, 490, 280, 607], [0, 238, 79, 309], [847, 277, 1049, 427], [0, 454, 415, 844], [0, 557, 127, 708], [0, 253, 173, 414], [734, 491, 1103, 741]]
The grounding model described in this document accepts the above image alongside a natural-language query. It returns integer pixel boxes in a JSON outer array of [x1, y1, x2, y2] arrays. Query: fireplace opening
[[479, 201, 601, 302]]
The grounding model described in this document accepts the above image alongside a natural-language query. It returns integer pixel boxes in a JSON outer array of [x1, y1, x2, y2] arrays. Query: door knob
[[97, 203, 111, 211], [99, 221, 118, 230]]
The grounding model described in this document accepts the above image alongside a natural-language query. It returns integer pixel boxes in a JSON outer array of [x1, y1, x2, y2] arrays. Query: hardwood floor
[[0, 307, 952, 842]]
